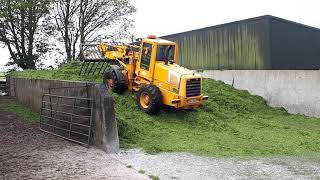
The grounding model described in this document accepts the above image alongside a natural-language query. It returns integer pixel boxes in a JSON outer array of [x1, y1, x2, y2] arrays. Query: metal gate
[[40, 94, 93, 146]]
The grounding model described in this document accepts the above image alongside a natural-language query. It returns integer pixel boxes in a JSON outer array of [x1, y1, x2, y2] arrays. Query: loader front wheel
[[136, 85, 162, 115], [104, 67, 126, 94]]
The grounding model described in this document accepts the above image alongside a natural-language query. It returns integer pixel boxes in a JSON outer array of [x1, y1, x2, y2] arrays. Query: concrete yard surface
[[115, 149, 320, 180]]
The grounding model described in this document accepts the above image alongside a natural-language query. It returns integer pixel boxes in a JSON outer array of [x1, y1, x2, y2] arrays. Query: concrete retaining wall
[[7, 77, 95, 113], [7, 77, 119, 152], [200, 70, 320, 117]]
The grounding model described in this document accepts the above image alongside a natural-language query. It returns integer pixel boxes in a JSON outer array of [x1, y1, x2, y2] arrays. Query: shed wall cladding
[[269, 18, 320, 70], [162, 16, 320, 70]]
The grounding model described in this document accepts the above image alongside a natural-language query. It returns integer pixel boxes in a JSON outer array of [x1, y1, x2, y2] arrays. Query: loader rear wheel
[[136, 85, 162, 115], [104, 68, 126, 94]]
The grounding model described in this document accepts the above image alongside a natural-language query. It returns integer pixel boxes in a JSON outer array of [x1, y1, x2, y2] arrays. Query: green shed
[[161, 15, 320, 70]]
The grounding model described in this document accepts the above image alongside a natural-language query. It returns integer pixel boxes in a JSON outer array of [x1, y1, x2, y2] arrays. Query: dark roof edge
[[161, 15, 320, 38], [269, 16, 320, 31]]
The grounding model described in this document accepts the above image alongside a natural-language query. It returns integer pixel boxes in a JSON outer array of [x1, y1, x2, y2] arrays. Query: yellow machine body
[[97, 37, 208, 110]]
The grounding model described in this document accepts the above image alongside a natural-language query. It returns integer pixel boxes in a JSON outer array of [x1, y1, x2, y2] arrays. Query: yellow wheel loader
[[80, 36, 208, 114]]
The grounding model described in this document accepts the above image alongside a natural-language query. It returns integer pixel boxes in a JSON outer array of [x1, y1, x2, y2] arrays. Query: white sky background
[[132, 0, 320, 37], [0, 0, 319, 71]]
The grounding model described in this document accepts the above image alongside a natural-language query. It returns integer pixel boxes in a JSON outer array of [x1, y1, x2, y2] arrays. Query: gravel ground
[[114, 149, 320, 180], [0, 97, 149, 180]]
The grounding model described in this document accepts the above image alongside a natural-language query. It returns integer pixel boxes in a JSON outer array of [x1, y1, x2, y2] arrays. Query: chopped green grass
[[9, 62, 320, 157], [0, 72, 5, 81], [149, 175, 160, 180], [9, 61, 102, 83], [138, 170, 145, 174], [115, 80, 320, 157], [0, 98, 39, 122]]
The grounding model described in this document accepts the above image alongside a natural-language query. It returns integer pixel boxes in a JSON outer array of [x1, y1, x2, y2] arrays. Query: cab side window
[[156, 45, 175, 61], [140, 43, 152, 70]]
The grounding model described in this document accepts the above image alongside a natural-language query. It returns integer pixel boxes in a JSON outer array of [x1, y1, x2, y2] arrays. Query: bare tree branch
[[52, 0, 136, 62]]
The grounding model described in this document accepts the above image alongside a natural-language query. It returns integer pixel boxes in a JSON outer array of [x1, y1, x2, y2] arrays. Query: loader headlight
[[168, 70, 181, 88]]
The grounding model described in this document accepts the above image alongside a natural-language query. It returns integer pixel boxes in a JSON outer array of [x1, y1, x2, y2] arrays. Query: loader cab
[[135, 37, 178, 81]]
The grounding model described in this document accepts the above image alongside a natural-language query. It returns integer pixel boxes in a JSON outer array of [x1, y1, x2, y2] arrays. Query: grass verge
[[0, 98, 39, 122], [9, 62, 320, 157]]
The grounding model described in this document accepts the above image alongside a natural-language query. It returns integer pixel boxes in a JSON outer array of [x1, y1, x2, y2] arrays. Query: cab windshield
[[156, 45, 175, 61]]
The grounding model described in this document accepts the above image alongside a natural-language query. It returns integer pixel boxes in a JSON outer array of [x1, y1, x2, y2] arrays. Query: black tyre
[[136, 85, 162, 115], [104, 68, 126, 94]]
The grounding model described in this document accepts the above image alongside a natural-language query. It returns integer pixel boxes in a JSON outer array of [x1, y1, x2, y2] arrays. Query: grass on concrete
[[0, 72, 5, 81], [148, 175, 160, 180], [8, 61, 320, 157], [9, 61, 102, 83], [0, 98, 39, 122]]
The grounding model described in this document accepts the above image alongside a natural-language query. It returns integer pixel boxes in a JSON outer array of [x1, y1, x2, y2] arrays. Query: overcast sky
[[0, 0, 319, 71], [132, 0, 319, 37]]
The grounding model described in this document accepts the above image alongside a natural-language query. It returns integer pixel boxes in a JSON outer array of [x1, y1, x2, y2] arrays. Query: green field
[[8, 62, 320, 157]]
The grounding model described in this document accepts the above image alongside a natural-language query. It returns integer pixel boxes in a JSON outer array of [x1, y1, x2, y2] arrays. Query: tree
[[53, 0, 80, 63], [0, 0, 51, 70], [53, 0, 136, 62]]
